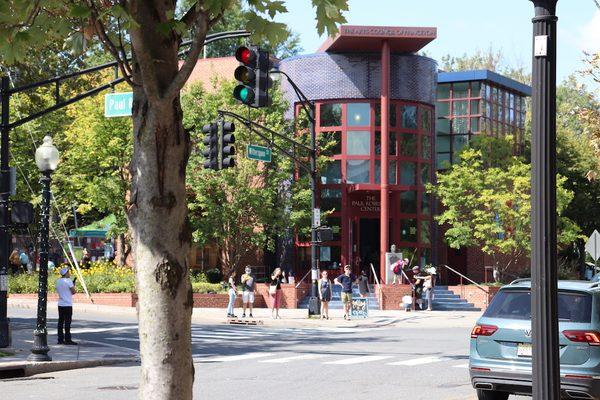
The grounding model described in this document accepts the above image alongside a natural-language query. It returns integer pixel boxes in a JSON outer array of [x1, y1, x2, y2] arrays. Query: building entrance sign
[[350, 194, 380, 213]]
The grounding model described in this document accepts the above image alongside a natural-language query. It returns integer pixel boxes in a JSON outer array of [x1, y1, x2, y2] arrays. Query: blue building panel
[[437, 70, 531, 96]]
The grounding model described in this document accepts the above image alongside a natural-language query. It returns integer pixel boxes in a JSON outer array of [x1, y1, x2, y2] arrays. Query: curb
[[0, 356, 139, 379]]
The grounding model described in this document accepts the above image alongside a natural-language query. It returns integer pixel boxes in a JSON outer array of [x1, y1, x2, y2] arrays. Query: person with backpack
[[392, 258, 409, 284], [357, 270, 370, 298], [19, 250, 30, 274]]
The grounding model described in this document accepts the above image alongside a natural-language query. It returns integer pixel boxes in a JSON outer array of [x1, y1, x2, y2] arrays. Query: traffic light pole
[[0, 76, 11, 348], [529, 1, 560, 399]]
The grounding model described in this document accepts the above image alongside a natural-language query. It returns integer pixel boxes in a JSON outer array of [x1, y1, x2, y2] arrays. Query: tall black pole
[[29, 171, 52, 362], [0, 76, 11, 348], [529, 1, 560, 399], [308, 105, 320, 315]]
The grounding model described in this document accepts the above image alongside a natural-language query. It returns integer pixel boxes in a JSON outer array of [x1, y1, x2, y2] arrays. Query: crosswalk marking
[[208, 352, 275, 362], [324, 355, 394, 365], [387, 356, 445, 366], [453, 363, 469, 368], [259, 354, 326, 364]]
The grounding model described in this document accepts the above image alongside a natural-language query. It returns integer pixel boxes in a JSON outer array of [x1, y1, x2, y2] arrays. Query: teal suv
[[470, 280, 600, 400]]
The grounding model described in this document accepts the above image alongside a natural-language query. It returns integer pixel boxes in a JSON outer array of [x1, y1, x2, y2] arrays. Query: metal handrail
[[295, 269, 312, 289], [369, 263, 382, 310], [439, 264, 489, 294]]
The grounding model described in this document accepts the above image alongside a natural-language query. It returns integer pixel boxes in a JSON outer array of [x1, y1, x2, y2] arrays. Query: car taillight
[[471, 325, 498, 338], [563, 330, 600, 346]]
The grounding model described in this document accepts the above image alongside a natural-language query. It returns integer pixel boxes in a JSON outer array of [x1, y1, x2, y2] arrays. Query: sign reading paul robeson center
[[105, 92, 133, 117]]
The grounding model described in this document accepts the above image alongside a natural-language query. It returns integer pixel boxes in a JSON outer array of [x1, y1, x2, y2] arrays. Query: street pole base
[[28, 329, 51, 362], [0, 318, 11, 348], [308, 296, 320, 316]]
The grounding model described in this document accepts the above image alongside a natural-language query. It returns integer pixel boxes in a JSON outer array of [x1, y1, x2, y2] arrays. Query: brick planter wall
[[377, 285, 413, 310], [9, 293, 138, 307], [447, 285, 500, 310], [256, 283, 310, 309]]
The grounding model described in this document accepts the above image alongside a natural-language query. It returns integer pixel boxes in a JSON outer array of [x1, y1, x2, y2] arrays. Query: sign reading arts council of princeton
[[105, 92, 133, 117]]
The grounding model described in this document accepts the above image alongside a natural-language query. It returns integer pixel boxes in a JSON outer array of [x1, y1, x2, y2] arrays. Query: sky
[[275, 0, 600, 87]]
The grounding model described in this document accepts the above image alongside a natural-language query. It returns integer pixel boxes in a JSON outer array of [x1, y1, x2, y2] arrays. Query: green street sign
[[105, 92, 133, 117], [246, 144, 272, 163]]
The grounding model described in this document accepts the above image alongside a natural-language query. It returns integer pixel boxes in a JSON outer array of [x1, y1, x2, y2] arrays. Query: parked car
[[470, 279, 600, 400]]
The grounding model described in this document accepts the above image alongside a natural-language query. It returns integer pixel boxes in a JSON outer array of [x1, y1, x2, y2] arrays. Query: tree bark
[[128, 85, 194, 400]]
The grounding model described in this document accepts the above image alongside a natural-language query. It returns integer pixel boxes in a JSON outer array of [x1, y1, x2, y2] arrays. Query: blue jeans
[[227, 289, 236, 315]]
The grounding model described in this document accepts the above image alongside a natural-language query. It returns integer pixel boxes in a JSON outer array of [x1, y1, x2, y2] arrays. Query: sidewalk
[[0, 321, 138, 379], [8, 297, 481, 329]]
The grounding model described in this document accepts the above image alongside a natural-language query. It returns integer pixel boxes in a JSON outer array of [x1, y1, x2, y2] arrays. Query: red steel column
[[380, 40, 390, 280]]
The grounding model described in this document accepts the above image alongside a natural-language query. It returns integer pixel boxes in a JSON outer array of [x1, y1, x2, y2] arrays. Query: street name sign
[[105, 92, 133, 117], [586, 230, 600, 262], [246, 144, 272, 162]]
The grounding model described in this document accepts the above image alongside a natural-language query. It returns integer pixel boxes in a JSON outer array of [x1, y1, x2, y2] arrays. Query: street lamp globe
[[35, 136, 60, 172]]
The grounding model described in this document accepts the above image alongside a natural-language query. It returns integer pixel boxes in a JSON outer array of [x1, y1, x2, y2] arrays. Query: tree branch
[[165, 10, 209, 99]]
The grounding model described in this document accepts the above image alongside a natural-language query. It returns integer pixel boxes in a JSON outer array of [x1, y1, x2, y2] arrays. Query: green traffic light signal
[[233, 85, 254, 104]]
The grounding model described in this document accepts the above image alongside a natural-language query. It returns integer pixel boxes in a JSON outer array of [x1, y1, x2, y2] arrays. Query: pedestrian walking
[[80, 248, 91, 269], [19, 250, 30, 274], [241, 266, 255, 318], [357, 270, 370, 298], [318, 270, 333, 319], [226, 269, 238, 318], [270, 267, 284, 319], [412, 266, 425, 310], [392, 258, 409, 284], [334, 265, 357, 320], [56, 267, 77, 345]]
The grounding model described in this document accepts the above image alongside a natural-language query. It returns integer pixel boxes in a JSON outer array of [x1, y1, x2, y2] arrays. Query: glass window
[[318, 131, 341, 155], [471, 82, 481, 97], [400, 162, 416, 185], [421, 108, 432, 133], [420, 220, 430, 245], [437, 118, 450, 134], [437, 84, 451, 99], [375, 160, 397, 184], [509, 108, 515, 125], [492, 87, 499, 103], [421, 192, 431, 214], [401, 105, 418, 129], [453, 101, 468, 116], [485, 84, 492, 100], [325, 216, 341, 241], [375, 104, 396, 127], [486, 101, 492, 117], [400, 133, 417, 157], [470, 117, 480, 132], [320, 103, 342, 127], [321, 160, 342, 184], [319, 246, 341, 269], [436, 153, 451, 169], [375, 131, 396, 155], [436, 135, 450, 152], [470, 100, 480, 114], [420, 163, 431, 186], [400, 191, 417, 214], [321, 188, 342, 212], [400, 219, 417, 242], [453, 118, 468, 134], [421, 136, 431, 159], [347, 103, 371, 127], [453, 82, 469, 98], [436, 102, 450, 118], [347, 160, 370, 184], [453, 135, 469, 155], [346, 131, 371, 155]]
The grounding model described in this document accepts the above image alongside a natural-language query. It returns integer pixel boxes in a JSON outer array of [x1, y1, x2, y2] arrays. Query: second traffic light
[[221, 121, 235, 169], [233, 46, 272, 108], [202, 122, 218, 170]]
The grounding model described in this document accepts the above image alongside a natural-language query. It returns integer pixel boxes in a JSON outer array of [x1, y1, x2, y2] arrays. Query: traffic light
[[233, 46, 272, 108], [202, 122, 218, 170], [221, 121, 236, 169]]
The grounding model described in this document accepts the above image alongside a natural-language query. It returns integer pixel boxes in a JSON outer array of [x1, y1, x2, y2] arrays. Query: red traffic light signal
[[233, 46, 272, 108]]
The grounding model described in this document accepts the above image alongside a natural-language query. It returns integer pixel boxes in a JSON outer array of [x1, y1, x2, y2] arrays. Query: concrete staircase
[[431, 286, 481, 311], [298, 284, 380, 310]]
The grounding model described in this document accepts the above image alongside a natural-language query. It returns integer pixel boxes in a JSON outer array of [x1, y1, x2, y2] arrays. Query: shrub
[[191, 281, 226, 294], [205, 268, 222, 284]]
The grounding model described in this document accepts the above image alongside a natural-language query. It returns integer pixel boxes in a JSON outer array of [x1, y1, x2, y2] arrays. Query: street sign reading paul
[[586, 230, 600, 262], [105, 92, 133, 117], [246, 144, 272, 162]]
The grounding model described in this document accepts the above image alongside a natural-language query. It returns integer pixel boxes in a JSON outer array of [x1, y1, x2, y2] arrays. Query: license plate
[[517, 343, 532, 357]]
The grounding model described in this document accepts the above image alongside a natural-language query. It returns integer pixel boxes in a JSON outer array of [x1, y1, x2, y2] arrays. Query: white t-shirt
[[56, 278, 74, 307]]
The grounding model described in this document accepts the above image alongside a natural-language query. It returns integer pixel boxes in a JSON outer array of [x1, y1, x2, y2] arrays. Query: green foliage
[[191, 281, 227, 294], [428, 139, 580, 272], [204, 268, 223, 284]]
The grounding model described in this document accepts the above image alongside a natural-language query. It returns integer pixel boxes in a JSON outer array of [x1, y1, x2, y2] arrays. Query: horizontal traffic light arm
[[216, 109, 313, 175]]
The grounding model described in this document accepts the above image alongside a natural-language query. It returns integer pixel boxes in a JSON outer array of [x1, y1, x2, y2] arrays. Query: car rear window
[[483, 290, 592, 323]]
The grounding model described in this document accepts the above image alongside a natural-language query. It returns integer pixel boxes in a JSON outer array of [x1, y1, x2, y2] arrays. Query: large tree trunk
[[129, 86, 194, 400]]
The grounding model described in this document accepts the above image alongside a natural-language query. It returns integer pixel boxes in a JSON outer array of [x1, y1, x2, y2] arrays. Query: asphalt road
[[1, 308, 528, 400]]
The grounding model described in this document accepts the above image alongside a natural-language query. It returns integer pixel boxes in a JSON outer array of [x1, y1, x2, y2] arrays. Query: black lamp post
[[528, 0, 560, 399], [28, 136, 59, 362]]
